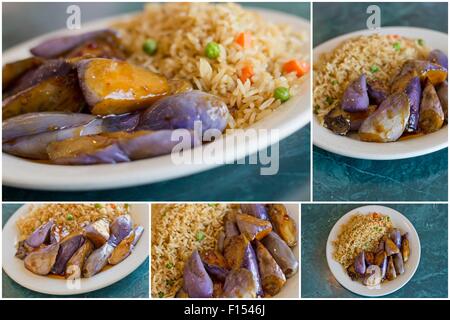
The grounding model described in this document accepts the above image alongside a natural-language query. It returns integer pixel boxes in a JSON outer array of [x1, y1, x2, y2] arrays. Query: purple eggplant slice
[[46, 134, 130, 164], [359, 92, 410, 142], [2, 57, 43, 90], [341, 74, 369, 113], [367, 79, 388, 105], [385, 238, 400, 256], [354, 251, 366, 275], [242, 244, 263, 297], [437, 81, 448, 122], [109, 130, 201, 160], [396, 60, 447, 86], [401, 234, 410, 263], [386, 256, 397, 281], [201, 250, 229, 282], [24, 220, 55, 248], [419, 79, 444, 133], [224, 234, 249, 270], [2, 112, 96, 143], [183, 250, 213, 298], [30, 29, 116, 58], [363, 265, 382, 287], [137, 90, 229, 133], [109, 214, 133, 246], [267, 204, 297, 247], [255, 240, 286, 296], [404, 77, 422, 132], [222, 268, 257, 298], [390, 229, 402, 249], [108, 226, 144, 265], [2, 73, 86, 120], [235, 213, 272, 241], [51, 234, 85, 275], [66, 240, 94, 280], [84, 219, 110, 248], [428, 49, 448, 70], [240, 204, 270, 220], [7, 59, 74, 96], [24, 243, 60, 275], [261, 232, 298, 278], [3, 118, 103, 160], [77, 58, 169, 115], [83, 242, 115, 278], [393, 252, 405, 275]]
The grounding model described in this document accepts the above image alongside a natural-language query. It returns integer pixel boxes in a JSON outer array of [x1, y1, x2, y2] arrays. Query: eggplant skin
[[2, 57, 43, 90], [428, 49, 448, 70], [359, 92, 410, 142], [2, 74, 86, 120], [77, 58, 169, 115], [222, 268, 257, 298], [436, 81, 448, 122], [137, 91, 229, 133], [30, 29, 116, 58], [341, 74, 369, 112], [419, 80, 445, 133], [183, 250, 214, 298]]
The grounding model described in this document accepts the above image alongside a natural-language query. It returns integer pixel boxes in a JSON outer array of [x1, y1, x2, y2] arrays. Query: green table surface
[[2, 2, 311, 202], [301, 203, 448, 298], [312, 2, 448, 201], [2, 204, 149, 298]]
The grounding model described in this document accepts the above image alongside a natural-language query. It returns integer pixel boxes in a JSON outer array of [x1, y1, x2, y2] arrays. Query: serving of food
[[2, 203, 149, 295], [151, 203, 299, 298], [313, 27, 448, 159], [2, 3, 310, 190], [326, 205, 420, 297]]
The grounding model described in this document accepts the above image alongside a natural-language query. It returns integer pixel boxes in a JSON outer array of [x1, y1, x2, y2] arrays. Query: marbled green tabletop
[[301, 203, 448, 298], [2, 2, 311, 202], [2, 204, 149, 298], [313, 2, 448, 201]]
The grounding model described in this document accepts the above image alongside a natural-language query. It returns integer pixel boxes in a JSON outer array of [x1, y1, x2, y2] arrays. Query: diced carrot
[[236, 32, 252, 49], [283, 59, 309, 77], [240, 64, 254, 83]]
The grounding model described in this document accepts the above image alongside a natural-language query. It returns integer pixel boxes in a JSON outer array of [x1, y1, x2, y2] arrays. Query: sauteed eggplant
[[16, 214, 144, 279], [180, 204, 298, 298], [324, 52, 448, 141], [346, 224, 411, 288], [2, 30, 230, 164]]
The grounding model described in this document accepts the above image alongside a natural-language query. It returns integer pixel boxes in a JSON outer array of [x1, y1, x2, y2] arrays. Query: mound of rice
[[333, 212, 393, 268], [16, 203, 129, 240], [151, 203, 238, 298], [314, 34, 429, 122], [114, 3, 309, 128]]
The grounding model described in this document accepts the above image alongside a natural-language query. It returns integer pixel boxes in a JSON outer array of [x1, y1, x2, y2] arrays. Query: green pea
[[166, 262, 174, 269], [393, 42, 401, 51], [196, 231, 205, 241], [417, 39, 425, 46], [94, 203, 103, 209], [274, 87, 290, 102], [158, 291, 165, 298], [370, 65, 380, 73], [143, 39, 158, 56], [204, 42, 220, 59], [66, 214, 74, 221]]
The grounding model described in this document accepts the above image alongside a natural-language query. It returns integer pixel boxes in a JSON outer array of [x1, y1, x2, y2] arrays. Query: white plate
[[326, 205, 421, 297], [273, 203, 299, 298], [2, 204, 149, 295], [313, 27, 448, 160], [2, 8, 311, 191]]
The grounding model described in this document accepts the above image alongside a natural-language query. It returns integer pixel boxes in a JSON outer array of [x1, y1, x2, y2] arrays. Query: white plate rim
[[2, 203, 149, 296], [325, 205, 421, 297], [2, 8, 311, 191], [313, 26, 448, 160]]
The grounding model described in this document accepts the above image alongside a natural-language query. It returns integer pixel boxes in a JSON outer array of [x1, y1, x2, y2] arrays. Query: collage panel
[[312, 2, 448, 201], [301, 203, 448, 298], [2, 203, 149, 298], [2, 1, 311, 202], [150, 203, 299, 298]]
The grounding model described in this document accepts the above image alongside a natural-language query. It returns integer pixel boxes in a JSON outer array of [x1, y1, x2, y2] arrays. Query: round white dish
[[326, 205, 421, 297], [2, 8, 311, 191], [273, 203, 299, 298], [2, 203, 149, 295], [313, 27, 448, 160]]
